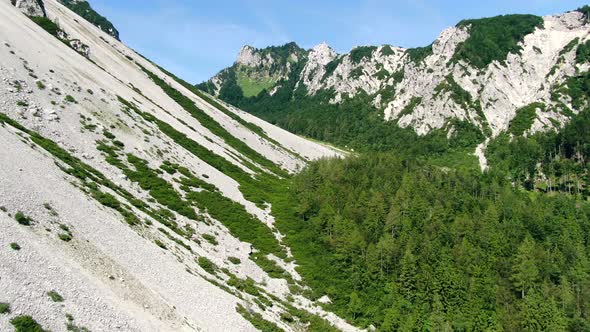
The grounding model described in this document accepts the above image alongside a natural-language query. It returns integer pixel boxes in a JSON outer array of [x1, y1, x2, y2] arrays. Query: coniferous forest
[[278, 108, 590, 331]]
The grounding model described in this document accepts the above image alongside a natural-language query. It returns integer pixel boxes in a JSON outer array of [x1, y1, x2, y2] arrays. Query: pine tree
[[511, 235, 539, 298]]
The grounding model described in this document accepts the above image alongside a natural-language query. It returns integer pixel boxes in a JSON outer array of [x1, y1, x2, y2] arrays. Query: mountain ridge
[[199, 8, 590, 145]]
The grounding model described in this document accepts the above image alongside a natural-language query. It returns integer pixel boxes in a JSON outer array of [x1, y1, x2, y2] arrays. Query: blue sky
[[91, 0, 589, 83]]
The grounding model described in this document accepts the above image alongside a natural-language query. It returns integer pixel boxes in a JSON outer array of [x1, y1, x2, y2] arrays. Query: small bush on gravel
[[66, 313, 90, 332], [58, 224, 73, 241], [0, 206, 6, 212], [16, 101, 28, 107], [36, 81, 46, 90], [202, 234, 218, 246], [64, 95, 77, 103], [44, 203, 58, 216], [154, 239, 167, 249], [228, 256, 241, 265], [10, 315, 46, 332], [197, 256, 216, 274], [15, 211, 32, 226], [10, 243, 21, 250], [47, 290, 64, 302], [58, 233, 72, 242], [0, 302, 10, 314]]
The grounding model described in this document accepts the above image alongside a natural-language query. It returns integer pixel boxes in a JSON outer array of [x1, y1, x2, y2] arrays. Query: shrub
[[64, 95, 77, 103], [228, 256, 241, 265], [381, 45, 395, 56], [103, 130, 115, 139], [10, 243, 21, 250], [154, 239, 167, 249], [202, 233, 218, 246], [58, 233, 72, 242], [15, 211, 32, 226], [509, 103, 543, 136], [0, 302, 10, 314], [47, 290, 64, 302], [44, 203, 58, 216], [16, 101, 28, 107], [350, 46, 377, 63], [197, 256, 216, 274], [30, 16, 61, 38], [36, 81, 46, 90], [10, 315, 46, 332], [236, 304, 282, 332], [406, 44, 433, 64]]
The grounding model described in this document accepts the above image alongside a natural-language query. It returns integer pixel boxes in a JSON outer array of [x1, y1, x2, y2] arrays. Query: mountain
[[199, 8, 590, 155], [3, 1, 590, 331], [0, 1, 353, 331]]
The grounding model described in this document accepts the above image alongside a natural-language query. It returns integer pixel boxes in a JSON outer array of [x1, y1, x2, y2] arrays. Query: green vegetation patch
[[47, 290, 64, 302], [406, 44, 433, 64], [576, 39, 590, 64], [397, 96, 422, 119], [0, 302, 10, 314], [10, 315, 46, 332], [560, 71, 590, 110], [380, 45, 395, 56], [197, 256, 217, 274], [350, 46, 377, 63], [15, 211, 32, 226], [453, 14, 544, 68], [236, 70, 276, 98], [186, 190, 282, 256], [236, 304, 282, 332], [508, 103, 543, 136], [228, 256, 241, 264], [29, 16, 61, 38]]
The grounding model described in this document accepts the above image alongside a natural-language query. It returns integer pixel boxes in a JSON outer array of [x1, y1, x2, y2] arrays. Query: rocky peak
[[236, 45, 266, 67], [431, 26, 469, 59], [11, 0, 46, 17], [309, 42, 337, 65]]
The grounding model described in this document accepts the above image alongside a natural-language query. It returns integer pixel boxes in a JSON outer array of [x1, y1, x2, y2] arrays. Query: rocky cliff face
[[11, 0, 46, 16], [202, 9, 590, 137]]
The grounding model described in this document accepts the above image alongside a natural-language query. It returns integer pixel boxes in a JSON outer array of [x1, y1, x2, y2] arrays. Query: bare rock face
[[236, 45, 267, 67], [68, 38, 90, 57], [11, 0, 46, 17]]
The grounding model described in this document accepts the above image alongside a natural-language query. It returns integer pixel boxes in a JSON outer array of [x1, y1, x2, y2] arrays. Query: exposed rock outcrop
[[11, 0, 46, 16]]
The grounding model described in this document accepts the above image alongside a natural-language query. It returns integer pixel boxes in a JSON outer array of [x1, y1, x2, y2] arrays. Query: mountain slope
[[200, 9, 590, 149], [0, 1, 352, 331]]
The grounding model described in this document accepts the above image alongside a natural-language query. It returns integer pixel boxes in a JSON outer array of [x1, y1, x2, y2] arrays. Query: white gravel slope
[[0, 0, 354, 331], [0, 125, 256, 331]]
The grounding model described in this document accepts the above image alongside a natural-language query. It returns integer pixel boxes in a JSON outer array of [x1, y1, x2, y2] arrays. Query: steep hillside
[[200, 9, 590, 156], [0, 1, 353, 331]]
